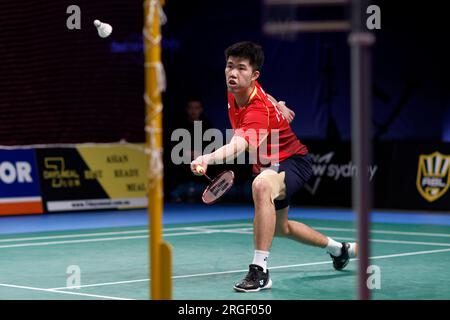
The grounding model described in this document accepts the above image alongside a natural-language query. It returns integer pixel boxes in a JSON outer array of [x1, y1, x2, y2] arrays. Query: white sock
[[326, 237, 343, 257], [252, 250, 269, 272], [348, 242, 357, 258]]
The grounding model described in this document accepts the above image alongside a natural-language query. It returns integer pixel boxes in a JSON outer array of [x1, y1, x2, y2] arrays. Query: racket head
[[201, 170, 235, 205]]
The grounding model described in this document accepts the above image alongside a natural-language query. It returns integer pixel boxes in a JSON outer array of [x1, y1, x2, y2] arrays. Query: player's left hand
[[278, 101, 295, 123]]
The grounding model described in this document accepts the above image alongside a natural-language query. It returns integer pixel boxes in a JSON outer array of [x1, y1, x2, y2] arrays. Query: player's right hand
[[191, 156, 208, 176]]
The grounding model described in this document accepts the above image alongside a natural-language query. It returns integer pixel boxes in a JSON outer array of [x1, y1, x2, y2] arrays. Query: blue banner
[[0, 148, 43, 215]]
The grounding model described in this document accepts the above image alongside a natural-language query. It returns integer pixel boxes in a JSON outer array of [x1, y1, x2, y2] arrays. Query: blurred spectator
[[169, 98, 213, 202]]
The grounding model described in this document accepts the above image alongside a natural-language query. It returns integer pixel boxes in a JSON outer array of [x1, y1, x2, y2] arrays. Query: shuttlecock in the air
[[94, 20, 112, 38]]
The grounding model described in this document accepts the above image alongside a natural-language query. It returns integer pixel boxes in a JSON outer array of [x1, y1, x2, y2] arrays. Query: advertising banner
[[385, 143, 450, 211], [35, 144, 148, 212], [0, 149, 43, 215], [294, 142, 450, 211]]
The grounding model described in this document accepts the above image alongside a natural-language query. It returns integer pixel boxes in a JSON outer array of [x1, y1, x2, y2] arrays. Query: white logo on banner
[[0, 161, 33, 184], [305, 152, 378, 195]]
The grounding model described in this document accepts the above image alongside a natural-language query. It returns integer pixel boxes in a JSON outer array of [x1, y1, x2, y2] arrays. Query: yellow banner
[[76, 143, 147, 207]]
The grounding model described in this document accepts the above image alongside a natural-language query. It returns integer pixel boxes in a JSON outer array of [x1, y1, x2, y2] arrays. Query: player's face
[[225, 57, 259, 93]]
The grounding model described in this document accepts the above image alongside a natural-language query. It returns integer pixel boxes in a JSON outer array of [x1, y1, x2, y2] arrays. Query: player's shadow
[[298, 270, 357, 283], [276, 269, 357, 283], [270, 270, 357, 298]]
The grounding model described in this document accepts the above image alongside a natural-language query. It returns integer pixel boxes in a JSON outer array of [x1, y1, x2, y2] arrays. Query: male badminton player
[[190, 41, 357, 292]]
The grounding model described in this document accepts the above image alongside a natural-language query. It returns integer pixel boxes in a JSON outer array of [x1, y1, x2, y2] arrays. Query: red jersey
[[227, 81, 308, 174]]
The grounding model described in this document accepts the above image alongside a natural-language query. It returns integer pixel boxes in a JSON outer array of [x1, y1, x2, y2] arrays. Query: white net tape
[[143, 0, 166, 188], [144, 95, 164, 187], [145, 62, 166, 93], [143, 0, 167, 45]]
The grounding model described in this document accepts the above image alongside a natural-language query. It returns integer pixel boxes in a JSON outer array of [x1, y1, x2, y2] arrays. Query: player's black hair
[[224, 41, 264, 72]]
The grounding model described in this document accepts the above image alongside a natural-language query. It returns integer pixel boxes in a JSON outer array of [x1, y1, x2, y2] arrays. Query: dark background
[[0, 1, 449, 210]]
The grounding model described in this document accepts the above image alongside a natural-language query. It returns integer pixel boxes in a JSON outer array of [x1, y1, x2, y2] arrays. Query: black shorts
[[254, 154, 313, 210]]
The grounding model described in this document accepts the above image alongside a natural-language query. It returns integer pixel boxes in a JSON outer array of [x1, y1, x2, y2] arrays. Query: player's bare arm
[[190, 135, 248, 175]]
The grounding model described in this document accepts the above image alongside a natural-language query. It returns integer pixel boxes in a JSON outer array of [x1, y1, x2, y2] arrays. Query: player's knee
[[252, 179, 272, 200]]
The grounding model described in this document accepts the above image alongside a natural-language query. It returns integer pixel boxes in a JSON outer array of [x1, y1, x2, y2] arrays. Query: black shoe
[[233, 264, 272, 292], [330, 242, 351, 270]]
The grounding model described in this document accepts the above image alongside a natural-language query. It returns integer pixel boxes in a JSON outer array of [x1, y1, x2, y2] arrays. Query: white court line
[[181, 223, 252, 229], [182, 223, 251, 229], [185, 223, 450, 239], [49, 247, 450, 290], [201, 230, 450, 247], [184, 227, 253, 235], [0, 229, 239, 249], [332, 237, 450, 247], [0, 230, 148, 243], [49, 279, 151, 290], [193, 226, 450, 242], [314, 227, 450, 238], [0, 223, 252, 244], [1, 226, 450, 249], [0, 235, 150, 249], [0, 282, 132, 300], [180, 229, 450, 247], [1, 222, 448, 244], [189, 223, 450, 238]]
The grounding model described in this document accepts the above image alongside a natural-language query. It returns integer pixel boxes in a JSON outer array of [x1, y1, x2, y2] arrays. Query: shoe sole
[[334, 259, 349, 270], [233, 279, 272, 293]]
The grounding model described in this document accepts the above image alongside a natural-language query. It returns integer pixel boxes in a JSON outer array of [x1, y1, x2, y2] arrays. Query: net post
[[160, 242, 173, 299], [143, 0, 172, 300], [348, 0, 374, 300]]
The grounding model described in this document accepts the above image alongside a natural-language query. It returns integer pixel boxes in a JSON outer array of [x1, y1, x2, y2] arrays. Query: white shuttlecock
[[94, 19, 112, 38]]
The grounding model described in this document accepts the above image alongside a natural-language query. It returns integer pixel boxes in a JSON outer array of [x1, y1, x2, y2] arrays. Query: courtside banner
[[35, 144, 147, 212], [385, 143, 450, 211], [294, 142, 450, 211], [0, 149, 44, 215]]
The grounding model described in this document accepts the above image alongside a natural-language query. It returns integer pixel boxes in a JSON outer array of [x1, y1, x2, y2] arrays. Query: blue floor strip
[[0, 204, 449, 235]]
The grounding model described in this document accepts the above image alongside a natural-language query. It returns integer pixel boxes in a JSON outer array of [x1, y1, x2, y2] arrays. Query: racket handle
[[196, 165, 212, 182]]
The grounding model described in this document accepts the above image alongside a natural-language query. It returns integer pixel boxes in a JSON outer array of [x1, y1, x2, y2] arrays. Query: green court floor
[[0, 218, 449, 300]]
